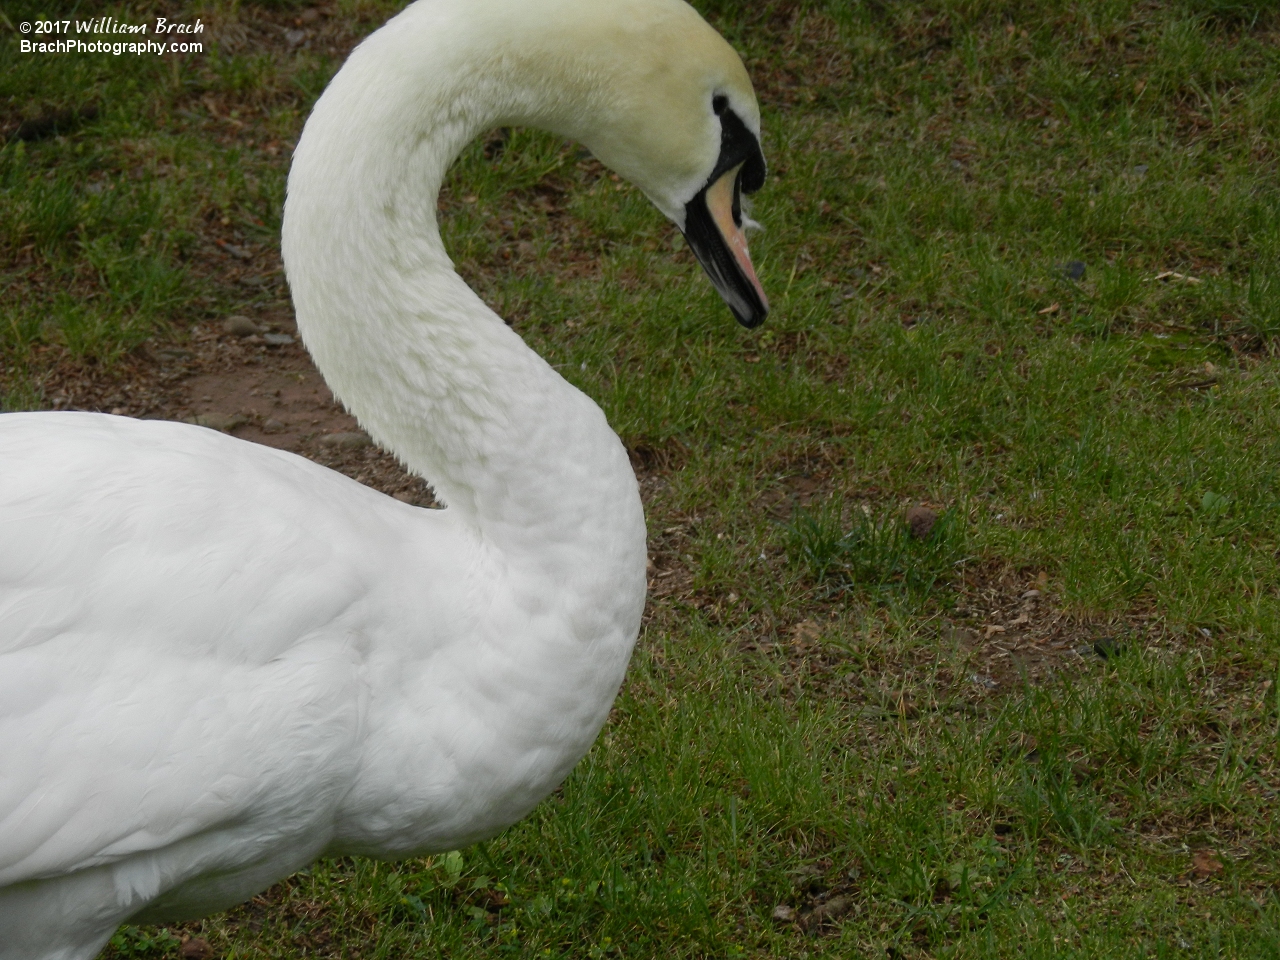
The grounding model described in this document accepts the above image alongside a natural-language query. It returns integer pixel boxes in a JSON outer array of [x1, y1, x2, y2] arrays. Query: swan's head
[[673, 94, 769, 329], [297, 0, 768, 326], [504, 0, 770, 327]]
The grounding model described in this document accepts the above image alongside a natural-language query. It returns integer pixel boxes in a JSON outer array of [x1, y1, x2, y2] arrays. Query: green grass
[[6, 0, 1280, 956]]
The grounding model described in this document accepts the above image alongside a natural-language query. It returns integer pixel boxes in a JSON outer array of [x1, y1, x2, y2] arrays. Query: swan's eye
[[712, 94, 728, 116]]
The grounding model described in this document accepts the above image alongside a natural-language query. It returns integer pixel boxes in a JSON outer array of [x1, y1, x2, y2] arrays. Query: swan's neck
[[282, 3, 640, 553]]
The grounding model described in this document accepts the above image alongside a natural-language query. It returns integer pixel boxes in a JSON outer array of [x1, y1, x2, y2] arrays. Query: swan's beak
[[682, 164, 769, 328]]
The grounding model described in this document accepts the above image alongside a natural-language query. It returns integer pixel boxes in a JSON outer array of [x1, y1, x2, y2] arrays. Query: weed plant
[[786, 499, 964, 601]]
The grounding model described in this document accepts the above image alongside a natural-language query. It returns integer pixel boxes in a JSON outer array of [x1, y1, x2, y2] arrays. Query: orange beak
[[682, 163, 769, 327]]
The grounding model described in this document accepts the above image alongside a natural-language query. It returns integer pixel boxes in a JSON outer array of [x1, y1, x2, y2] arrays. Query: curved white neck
[[282, 1, 642, 555]]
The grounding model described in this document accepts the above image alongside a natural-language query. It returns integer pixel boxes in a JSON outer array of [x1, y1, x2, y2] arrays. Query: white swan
[[0, 0, 767, 955]]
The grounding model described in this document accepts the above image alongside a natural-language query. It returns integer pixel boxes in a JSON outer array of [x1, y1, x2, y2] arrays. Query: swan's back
[[1, 413, 452, 660], [0, 414, 459, 889]]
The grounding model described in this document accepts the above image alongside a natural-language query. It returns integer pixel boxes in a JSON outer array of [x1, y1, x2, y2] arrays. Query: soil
[[37, 317, 437, 506]]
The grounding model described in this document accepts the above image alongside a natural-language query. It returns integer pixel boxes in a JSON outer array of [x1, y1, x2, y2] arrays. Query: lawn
[[3, 0, 1280, 956]]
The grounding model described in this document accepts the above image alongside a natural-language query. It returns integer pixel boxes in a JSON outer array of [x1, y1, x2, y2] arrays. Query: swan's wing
[[0, 413, 442, 883], [0, 632, 367, 885]]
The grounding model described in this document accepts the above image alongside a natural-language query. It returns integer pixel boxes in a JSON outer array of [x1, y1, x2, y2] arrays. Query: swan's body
[[0, 0, 766, 956]]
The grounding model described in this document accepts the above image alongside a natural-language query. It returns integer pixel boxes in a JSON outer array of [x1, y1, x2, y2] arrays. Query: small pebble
[[1059, 260, 1086, 281], [320, 431, 371, 450], [1093, 636, 1122, 660], [905, 505, 937, 540], [810, 896, 852, 922], [1021, 589, 1041, 599], [262, 418, 286, 434], [771, 904, 795, 922], [224, 316, 261, 337], [191, 413, 247, 432], [218, 241, 253, 260], [263, 333, 294, 346]]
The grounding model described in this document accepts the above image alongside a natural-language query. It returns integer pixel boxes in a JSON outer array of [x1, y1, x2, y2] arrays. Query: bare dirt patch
[[35, 317, 437, 507], [640, 545, 1178, 721]]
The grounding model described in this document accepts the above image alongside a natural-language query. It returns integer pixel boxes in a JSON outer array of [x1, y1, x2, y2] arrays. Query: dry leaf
[[791, 620, 821, 644], [1191, 849, 1223, 879], [1037, 302, 1060, 315]]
